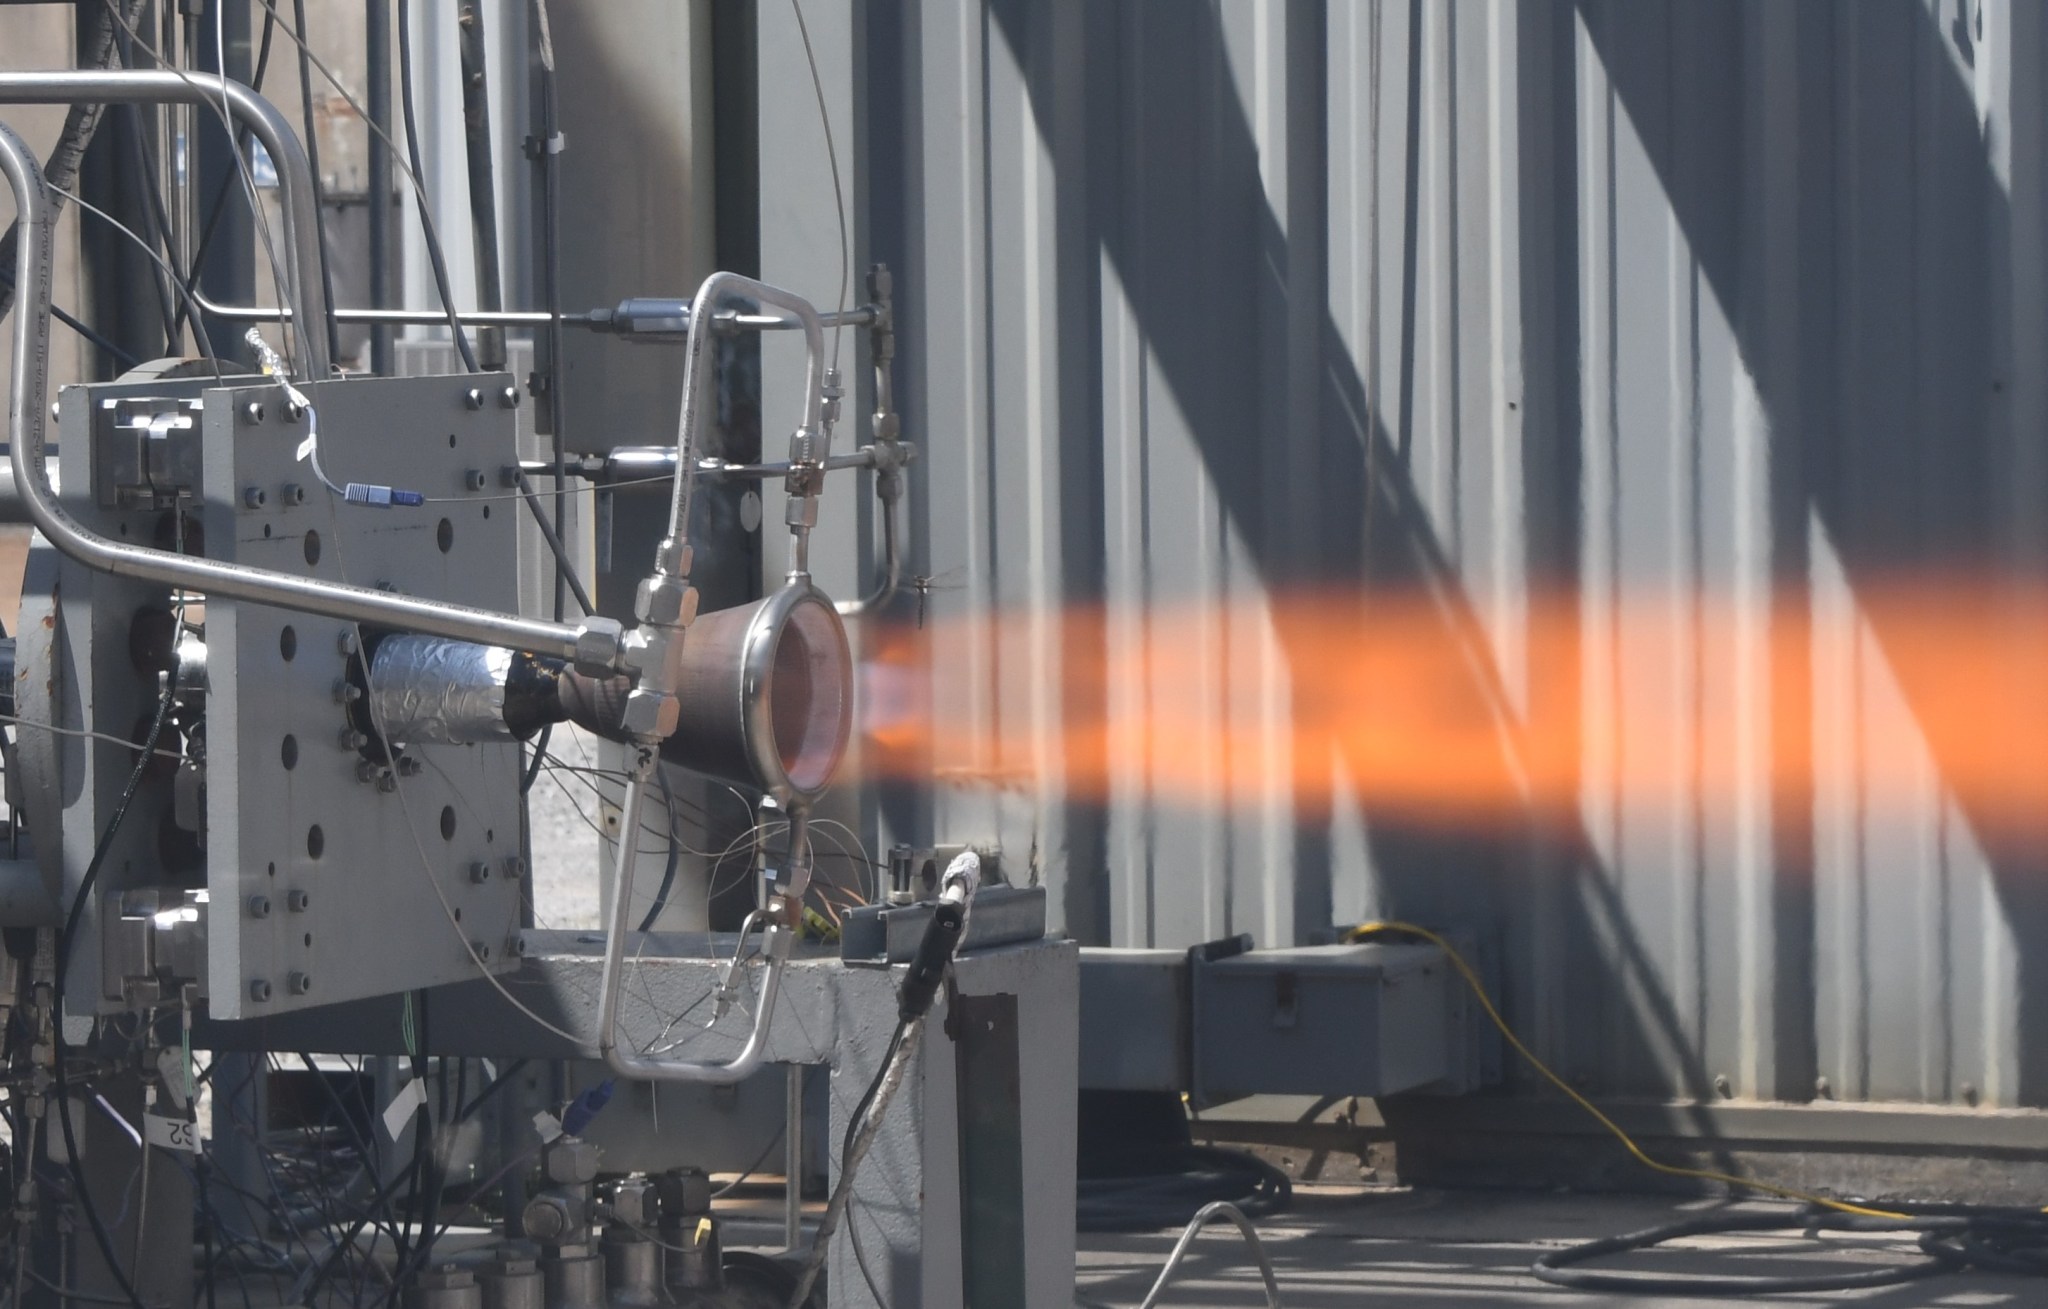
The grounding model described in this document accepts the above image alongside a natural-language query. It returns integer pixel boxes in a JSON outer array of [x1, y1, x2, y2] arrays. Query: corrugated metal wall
[[760, 0, 2048, 1108]]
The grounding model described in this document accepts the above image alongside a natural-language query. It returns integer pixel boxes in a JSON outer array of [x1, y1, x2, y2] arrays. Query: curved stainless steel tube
[[668, 273, 825, 553], [0, 70, 332, 379], [0, 123, 618, 668], [595, 762, 789, 1083]]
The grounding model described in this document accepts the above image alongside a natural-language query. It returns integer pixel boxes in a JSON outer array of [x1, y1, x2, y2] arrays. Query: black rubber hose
[[1531, 1209, 1963, 1296]]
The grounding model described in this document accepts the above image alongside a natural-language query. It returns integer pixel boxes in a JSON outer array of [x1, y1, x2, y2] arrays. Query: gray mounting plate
[[203, 374, 526, 1019]]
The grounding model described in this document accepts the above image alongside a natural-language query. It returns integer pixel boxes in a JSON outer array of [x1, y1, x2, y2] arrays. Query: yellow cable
[[1345, 920, 1908, 1221]]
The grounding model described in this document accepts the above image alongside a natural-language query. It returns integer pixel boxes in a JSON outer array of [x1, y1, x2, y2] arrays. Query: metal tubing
[[667, 273, 825, 557], [0, 124, 620, 670], [594, 761, 789, 1084], [0, 70, 332, 379]]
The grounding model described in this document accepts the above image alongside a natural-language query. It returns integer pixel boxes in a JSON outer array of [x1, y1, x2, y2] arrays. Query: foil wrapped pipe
[[367, 635, 559, 745]]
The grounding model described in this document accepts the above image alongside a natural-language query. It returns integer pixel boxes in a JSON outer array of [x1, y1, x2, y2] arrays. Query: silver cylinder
[[542, 1246, 605, 1309], [405, 1266, 483, 1309], [369, 636, 516, 744], [600, 1236, 660, 1308], [481, 1256, 545, 1309]]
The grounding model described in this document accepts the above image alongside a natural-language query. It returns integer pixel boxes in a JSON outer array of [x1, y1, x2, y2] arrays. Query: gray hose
[[0, 0, 146, 321]]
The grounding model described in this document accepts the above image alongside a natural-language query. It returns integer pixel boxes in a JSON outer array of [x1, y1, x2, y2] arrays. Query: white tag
[[156, 1049, 190, 1112], [145, 1114, 198, 1154], [294, 433, 317, 462], [533, 1110, 563, 1144], [382, 1078, 427, 1141]]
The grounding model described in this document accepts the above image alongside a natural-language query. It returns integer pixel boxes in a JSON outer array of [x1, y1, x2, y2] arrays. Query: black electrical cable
[[49, 645, 183, 1309], [175, 3, 278, 345], [290, 0, 342, 368], [1531, 1207, 1959, 1296], [393, 0, 480, 374], [453, 1058, 529, 1124], [1076, 1145, 1292, 1234], [51, 304, 142, 371], [635, 768, 683, 933]]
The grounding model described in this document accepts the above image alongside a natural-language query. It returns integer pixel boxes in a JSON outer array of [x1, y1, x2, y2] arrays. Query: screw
[[285, 398, 307, 422], [356, 760, 380, 784], [464, 387, 485, 410], [332, 679, 362, 705], [249, 979, 272, 1003], [465, 469, 487, 491], [338, 631, 358, 656], [1815, 1075, 1832, 1099], [247, 895, 271, 918], [470, 861, 491, 884], [500, 386, 520, 409], [509, 935, 528, 958], [471, 941, 493, 964], [503, 856, 526, 881], [283, 483, 307, 506], [1713, 1074, 1733, 1098], [287, 971, 312, 996], [242, 486, 267, 509], [395, 754, 423, 777], [377, 771, 398, 794], [338, 728, 368, 751], [242, 401, 266, 424], [1962, 1082, 1980, 1106], [287, 889, 310, 913]]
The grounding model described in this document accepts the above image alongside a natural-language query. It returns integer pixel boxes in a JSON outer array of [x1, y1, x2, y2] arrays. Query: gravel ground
[[525, 725, 608, 930]]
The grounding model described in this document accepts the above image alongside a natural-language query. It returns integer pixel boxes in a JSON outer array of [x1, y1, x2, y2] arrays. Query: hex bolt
[[469, 861, 492, 885], [338, 728, 368, 751], [242, 401, 266, 424], [242, 486, 267, 509], [465, 469, 488, 491], [247, 895, 271, 919], [396, 755, 423, 778], [338, 630, 358, 656], [287, 889, 310, 913], [464, 387, 485, 410], [333, 680, 362, 705], [471, 941, 492, 964], [287, 972, 312, 996], [500, 386, 521, 409], [377, 771, 398, 794], [356, 760, 380, 784], [503, 856, 526, 881], [249, 979, 273, 1003], [283, 483, 307, 506], [285, 398, 307, 422]]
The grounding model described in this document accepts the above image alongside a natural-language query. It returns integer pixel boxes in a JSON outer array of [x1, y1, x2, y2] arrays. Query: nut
[[338, 728, 368, 751], [607, 1179, 657, 1227], [631, 577, 695, 627], [377, 771, 398, 794], [396, 754, 423, 777], [356, 760, 380, 784], [546, 1137, 602, 1186], [571, 618, 625, 677], [655, 1167, 711, 1216], [620, 688, 680, 740]]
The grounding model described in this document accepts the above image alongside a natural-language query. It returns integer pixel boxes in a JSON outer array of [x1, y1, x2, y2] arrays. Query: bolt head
[[287, 971, 312, 996], [242, 487, 267, 509], [471, 940, 492, 964], [287, 889, 310, 912], [465, 469, 487, 492], [249, 979, 272, 1003], [339, 728, 368, 751], [243, 401, 266, 424], [338, 630, 358, 656], [377, 771, 398, 794], [464, 387, 485, 410], [284, 483, 307, 506], [503, 856, 527, 880], [356, 760, 380, 784], [500, 386, 521, 409], [396, 754, 423, 777], [247, 895, 271, 918], [469, 861, 491, 884]]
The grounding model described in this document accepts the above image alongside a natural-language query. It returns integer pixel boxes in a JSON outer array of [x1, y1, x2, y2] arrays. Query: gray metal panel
[[755, 0, 2048, 1114], [206, 374, 526, 1018]]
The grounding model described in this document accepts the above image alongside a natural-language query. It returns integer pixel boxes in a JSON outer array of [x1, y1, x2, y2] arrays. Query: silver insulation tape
[[368, 636, 515, 744]]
